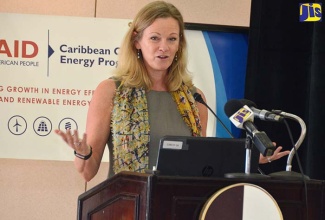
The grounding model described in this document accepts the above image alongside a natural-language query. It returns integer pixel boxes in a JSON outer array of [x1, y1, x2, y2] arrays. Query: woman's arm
[[55, 78, 116, 181]]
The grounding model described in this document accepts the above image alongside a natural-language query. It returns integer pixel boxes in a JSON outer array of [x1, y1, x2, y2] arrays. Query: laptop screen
[[155, 136, 260, 178]]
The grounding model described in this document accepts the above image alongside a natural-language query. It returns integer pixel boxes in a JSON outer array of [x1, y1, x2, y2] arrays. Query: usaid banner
[[0, 13, 247, 161]]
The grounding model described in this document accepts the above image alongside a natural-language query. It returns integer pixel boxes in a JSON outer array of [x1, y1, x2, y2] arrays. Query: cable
[[193, 93, 234, 138]]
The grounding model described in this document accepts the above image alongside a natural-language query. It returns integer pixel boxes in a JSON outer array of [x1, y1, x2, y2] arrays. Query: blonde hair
[[113, 1, 193, 91]]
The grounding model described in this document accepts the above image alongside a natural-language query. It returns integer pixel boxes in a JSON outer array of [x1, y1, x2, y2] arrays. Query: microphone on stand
[[193, 94, 268, 177], [223, 99, 275, 178], [229, 99, 309, 180], [193, 93, 234, 138], [240, 99, 284, 122], [224, 99, 276, 157]]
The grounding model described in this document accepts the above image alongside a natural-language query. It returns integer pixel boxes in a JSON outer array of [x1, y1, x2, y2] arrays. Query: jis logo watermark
[[299, 3, 322, 22]]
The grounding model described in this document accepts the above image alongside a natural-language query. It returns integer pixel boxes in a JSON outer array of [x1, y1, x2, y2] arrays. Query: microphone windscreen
[[224, 99, 244, 117], [193, 92, 204, 104], [240, 99, 257, 108]]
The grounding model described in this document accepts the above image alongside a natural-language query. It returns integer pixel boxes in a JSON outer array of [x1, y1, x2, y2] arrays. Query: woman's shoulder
[[183, 80, 199, 95], [189, 84, 204, 96], [195, 87, 205, 97], [189, 86, 197, 95], [108, 76, 122, 88], [97, 78, 116, 88], [93, 78, 117, 97]]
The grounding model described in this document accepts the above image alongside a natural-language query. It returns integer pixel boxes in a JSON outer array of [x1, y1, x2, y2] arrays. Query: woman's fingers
[[65, 129, 74, 148], [54, 129, 68, 143], [260, 146, 290, 164], [72, 130, 81, 148], [55, 129, 83, 150], [268, 146, 290, 162]]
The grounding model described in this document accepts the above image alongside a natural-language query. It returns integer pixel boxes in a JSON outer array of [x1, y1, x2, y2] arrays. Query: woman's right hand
[[55, 129, 90, 156]]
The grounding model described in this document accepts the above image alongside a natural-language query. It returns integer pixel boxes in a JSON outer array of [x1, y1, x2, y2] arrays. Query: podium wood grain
[[78, 171, 325, 220]]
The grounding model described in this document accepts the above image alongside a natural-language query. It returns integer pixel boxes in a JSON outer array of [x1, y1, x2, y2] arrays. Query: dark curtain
[[245, 0, 325, 179]]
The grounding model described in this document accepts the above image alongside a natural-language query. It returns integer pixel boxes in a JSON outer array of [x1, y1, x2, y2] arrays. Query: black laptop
[[155, 136, 260, 178]]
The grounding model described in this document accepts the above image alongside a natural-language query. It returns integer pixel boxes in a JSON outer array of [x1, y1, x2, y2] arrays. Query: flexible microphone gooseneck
[[193, 92, 234, 138]]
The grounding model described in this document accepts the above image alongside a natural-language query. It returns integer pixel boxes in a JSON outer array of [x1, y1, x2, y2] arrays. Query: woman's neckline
[[148, 90, 169, 93]]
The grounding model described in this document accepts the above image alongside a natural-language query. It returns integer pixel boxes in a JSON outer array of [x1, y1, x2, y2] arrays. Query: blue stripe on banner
[[203, 31, 231, 138], [203, 31, 248, 138]]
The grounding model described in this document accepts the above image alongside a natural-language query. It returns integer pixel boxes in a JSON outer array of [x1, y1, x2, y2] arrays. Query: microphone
[[240, 99, 284, 122], [224, 99, 276, 156], [193, 93, 234, 138]]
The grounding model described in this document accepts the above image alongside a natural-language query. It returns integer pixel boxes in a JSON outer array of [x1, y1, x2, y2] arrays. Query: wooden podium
[[77, 171, 325, 220]]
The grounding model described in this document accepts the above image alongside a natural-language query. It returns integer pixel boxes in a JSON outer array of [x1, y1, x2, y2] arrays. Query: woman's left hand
[[259, 144, 291, 164]]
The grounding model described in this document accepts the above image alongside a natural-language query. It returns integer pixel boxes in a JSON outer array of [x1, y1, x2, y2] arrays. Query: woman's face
[[135, 17, 180, 75]]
